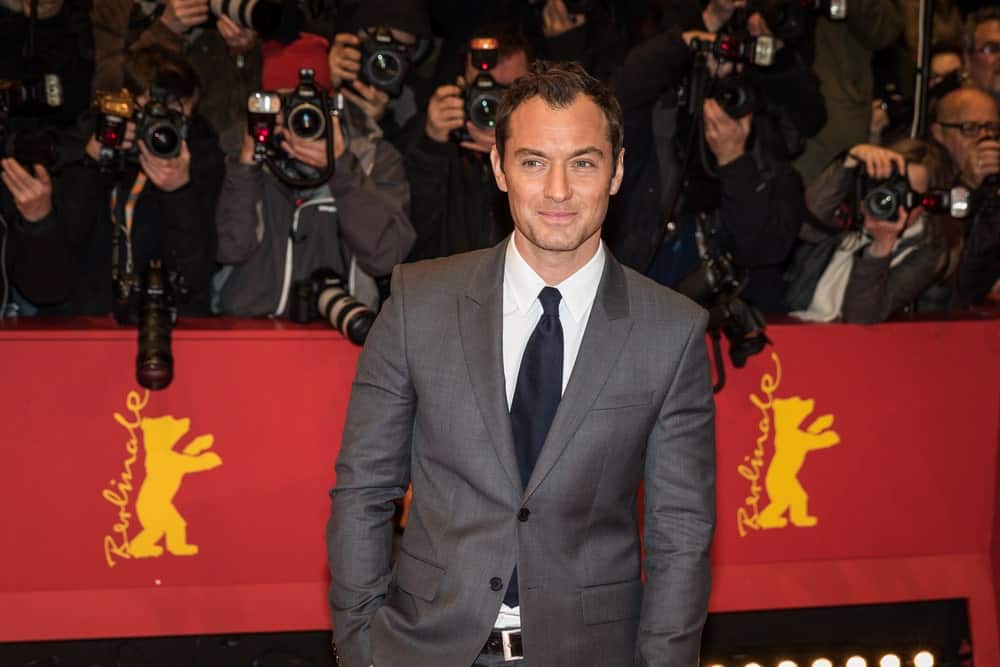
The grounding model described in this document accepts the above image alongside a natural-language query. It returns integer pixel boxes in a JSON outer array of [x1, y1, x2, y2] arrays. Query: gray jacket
[[214, 136, 415, 317]]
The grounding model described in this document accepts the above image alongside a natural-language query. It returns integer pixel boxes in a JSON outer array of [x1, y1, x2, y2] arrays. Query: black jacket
[[953, 189, 1000, 309], [607, 27, 806, 314], [400, 117, 512, 262], [9, 114, 224, 316]]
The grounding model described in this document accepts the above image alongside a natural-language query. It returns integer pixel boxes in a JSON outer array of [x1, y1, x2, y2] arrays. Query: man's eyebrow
[[513, 146, 607, 159]]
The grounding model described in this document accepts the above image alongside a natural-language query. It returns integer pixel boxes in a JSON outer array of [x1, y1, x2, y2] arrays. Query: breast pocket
[[591, 391, 653, 412]]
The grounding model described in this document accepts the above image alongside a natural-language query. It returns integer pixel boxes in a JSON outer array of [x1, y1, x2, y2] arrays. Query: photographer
[[786, 139, 955, 323], [0, 45, 223, 315], [214, 33, 415, 317], [399, 25, 531, 262], [91, 0, 300, 157], [607, 27, 807, 314], [326, 0, 432, 146], [930, 87, 1000, 308]]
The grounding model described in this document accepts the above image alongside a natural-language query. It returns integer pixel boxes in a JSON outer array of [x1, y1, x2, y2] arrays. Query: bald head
[[936, 87, 999, 123]]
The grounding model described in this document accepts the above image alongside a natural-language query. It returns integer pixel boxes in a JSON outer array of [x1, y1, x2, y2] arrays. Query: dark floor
[[0, 599, 972, 667]]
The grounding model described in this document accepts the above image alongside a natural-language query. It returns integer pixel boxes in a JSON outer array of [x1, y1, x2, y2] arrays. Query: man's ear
[[609, 147, 625, 196], [930, 122, 944, 145], [490, 145, 508, 193]]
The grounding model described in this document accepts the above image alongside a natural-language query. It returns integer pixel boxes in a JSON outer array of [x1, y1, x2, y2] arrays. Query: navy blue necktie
[[505, 286, 563, 607]]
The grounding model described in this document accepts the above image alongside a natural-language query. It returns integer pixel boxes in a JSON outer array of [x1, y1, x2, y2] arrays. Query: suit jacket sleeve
[[327, 264, 416, 667], [637, 309, 716, 666]]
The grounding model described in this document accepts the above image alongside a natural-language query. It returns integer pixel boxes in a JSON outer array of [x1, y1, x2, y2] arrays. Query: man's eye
[[574, 160, 595, 168], [522, 159, 542, 167]]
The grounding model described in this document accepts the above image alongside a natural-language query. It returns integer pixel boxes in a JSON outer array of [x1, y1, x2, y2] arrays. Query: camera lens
[[864, 186, 899, 220], [146, 122, 180, 158], [368, 51, 402, 85], [469, 92, 501, 129], [288, 104, 325, 141]]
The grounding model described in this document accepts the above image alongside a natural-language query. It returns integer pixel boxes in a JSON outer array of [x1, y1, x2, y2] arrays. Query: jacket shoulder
[[618, 262, 708, 327]]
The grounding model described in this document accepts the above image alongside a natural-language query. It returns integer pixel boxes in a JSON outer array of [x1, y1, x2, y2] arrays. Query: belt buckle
[[501, 629, 524, 661]]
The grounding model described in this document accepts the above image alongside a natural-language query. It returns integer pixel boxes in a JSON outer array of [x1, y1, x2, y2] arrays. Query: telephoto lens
[[136, 263, 175, 391], [210, 0, 282, 35], [313, 270, 376, 346]]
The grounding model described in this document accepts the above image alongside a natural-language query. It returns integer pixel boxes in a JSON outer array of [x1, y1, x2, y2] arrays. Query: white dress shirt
[[495, 235, 606, 628]]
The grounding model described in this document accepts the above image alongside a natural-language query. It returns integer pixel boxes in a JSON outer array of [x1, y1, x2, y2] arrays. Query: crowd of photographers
[[2, 0, 999, 374]]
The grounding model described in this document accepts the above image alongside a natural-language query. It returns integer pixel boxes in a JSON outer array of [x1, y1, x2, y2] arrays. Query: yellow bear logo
[[127, 415, 222, 558], [757, 396, 840, 529]]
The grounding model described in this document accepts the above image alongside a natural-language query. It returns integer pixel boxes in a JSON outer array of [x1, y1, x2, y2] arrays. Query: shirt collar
[[503, 235, 606, 323]]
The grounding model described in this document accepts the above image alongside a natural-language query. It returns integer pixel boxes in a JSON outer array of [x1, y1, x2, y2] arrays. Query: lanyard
[[110, 172, 148, 276]]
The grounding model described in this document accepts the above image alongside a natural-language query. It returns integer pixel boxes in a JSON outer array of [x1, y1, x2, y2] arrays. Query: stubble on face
[[490, 94, 624, 284]]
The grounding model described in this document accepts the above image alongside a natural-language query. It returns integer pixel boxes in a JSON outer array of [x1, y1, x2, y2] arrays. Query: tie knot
[[538, 286, 562, 317]]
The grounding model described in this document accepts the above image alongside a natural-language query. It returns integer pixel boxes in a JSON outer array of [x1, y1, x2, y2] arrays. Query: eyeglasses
[[935, 121, 1000, 137], [972, 42, 1000, 56]]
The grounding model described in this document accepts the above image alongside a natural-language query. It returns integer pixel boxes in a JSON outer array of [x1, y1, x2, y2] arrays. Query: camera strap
[[110, 172, 148, 276]]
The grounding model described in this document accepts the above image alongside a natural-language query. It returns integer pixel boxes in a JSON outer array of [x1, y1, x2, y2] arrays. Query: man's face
[[966, 20, 1000, 96], [465, 50, 529, 87], [490, 94, 624, 273], [929, 52, 962, 88], [932, 93, 1000, 176]]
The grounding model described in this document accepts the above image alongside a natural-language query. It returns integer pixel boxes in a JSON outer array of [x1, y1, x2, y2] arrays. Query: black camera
[[861, 165, 970, 221], [287, 268, 376, 346], [0, 75, 63, 118], [678, 73, 760, 119], [247, 69, 337, 188], [689, 34, 776, 67], [113, 261, 188, 391], [358, 26, 412, 98], [452, 37, 505, 144], [93, 88, 188, 167], [741, 0, 846, 45]]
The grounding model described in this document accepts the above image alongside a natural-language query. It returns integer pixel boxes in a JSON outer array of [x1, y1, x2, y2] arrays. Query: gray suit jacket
[[327, 240, 716, 667]]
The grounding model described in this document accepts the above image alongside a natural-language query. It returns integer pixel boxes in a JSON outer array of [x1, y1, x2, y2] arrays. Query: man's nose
[[544, 164, 571, 202]]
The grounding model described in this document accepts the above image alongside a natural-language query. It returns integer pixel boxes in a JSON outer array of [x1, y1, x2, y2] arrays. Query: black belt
[[482, 628, 524, 661]]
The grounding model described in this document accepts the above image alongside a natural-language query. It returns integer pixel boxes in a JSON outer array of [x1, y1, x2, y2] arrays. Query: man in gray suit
[[327, 61, 716, 667]]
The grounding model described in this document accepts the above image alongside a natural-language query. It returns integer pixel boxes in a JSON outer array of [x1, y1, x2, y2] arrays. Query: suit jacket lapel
[[459, 242, 521, 492], [523, 253, 634, 502]]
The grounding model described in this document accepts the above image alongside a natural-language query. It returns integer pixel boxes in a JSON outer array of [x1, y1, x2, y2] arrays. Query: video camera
[[247, 68, 337, 188], [113, 260, 189, 391], [288, 268, 376, 346], [860, 164, 970, 221], [92, 87, 188, 169]]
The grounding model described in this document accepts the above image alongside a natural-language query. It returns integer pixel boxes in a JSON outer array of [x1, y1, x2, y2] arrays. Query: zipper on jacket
[[273, 196, 336, 317]]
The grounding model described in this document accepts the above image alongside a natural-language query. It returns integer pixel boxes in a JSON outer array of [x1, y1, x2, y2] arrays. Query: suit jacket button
[[518, 508, 530, 522], [490, 577, 503, 591]]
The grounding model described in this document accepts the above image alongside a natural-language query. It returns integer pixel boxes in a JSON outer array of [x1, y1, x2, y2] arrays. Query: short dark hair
[[123, 46, 200, 103], [963, 6, 1000, 53], [494, 60, 623, 171]]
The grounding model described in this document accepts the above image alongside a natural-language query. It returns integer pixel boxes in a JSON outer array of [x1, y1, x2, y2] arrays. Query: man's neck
[[512, 232, 601, 285]]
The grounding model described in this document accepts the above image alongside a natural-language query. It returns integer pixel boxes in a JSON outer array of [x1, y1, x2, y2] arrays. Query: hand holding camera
[[425, 84, 465, 144], [0, 157, 52, 222], [161, 0, 210, 35], [843, 144, 906, 179], [704, 97, 751, 165], [216, 14, 257, 55], [328, 33, 362, 88], [139, 139, 191, 192], [278, 113, 345, 168], [968, 135, 1000, 189]]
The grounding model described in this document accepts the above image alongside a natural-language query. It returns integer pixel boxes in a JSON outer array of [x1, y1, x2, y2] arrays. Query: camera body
[[287, 268, 376, 346], [113, 261, 188, 391], [689, 34, 775, 68], [861, 165, 970, 221], [678, 73, 760, 119], [248, 68, 329, 161], [452, 37, 504, 144], [0, 75, 63, 117], [93, 88, 188, 166], [741, 0, 846, 45], [358, 26, 412, 98]]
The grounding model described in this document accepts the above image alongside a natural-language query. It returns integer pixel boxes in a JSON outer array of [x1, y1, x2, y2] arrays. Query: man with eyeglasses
[[931, 87, 1000, 308], [963, 7, 1000, 107], [931, 88, 1000, 191]]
